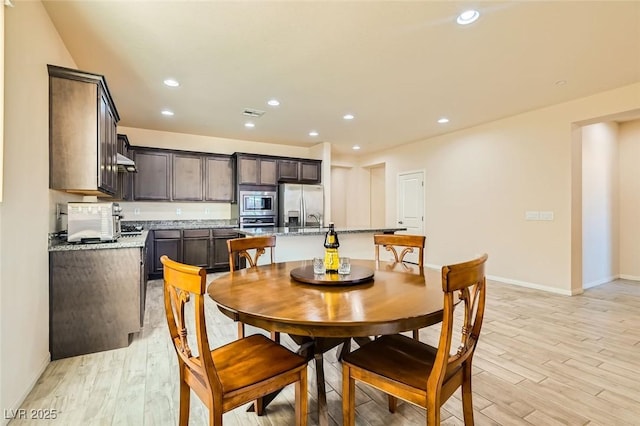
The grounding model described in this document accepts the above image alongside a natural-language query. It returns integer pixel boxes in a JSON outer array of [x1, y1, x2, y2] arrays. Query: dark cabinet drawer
[[213, 229, 238, 237], [154, 230, 181, 239], [183, 229, 211, 238]]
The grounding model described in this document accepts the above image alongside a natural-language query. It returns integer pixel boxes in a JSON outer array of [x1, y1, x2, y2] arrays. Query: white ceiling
[[42, 1, 640, 155]]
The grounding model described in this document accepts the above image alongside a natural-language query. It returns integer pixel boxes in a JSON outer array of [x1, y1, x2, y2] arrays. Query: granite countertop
[[122, 219, 238, 230], [49, 230, 149, 252], [238, 226, 407, 237]]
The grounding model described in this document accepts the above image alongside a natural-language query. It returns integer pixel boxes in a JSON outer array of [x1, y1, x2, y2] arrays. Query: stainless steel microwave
[[67, 202, 122, 242], [238, 190, 277, 217]]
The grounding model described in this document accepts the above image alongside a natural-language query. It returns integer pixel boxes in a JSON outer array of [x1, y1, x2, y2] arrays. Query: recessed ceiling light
[[267, 99, 280, 107], [309, 131, 319, 137], [244, 122, 255, 128], [163, 79, 180, 87], [456, 9, 480, 25], [437, 117, 450, 124], [161, 110, 174, 116], [343, 114, 355, 120], [352, 145, 361, 150]]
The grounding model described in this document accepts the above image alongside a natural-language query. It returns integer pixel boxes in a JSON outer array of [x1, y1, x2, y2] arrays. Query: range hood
[[116, 153, 137, 173]]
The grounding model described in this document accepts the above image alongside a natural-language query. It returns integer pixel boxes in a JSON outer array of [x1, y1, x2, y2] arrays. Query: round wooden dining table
[[207, 259, 444, 426]]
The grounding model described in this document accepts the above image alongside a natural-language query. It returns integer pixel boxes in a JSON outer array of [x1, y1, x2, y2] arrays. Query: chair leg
[[270, 330, 280, 343], [295, 368, 308, 426], [412, 329, 420, 340], [209, 407, 222, 426], [178, 377, 190, 426], [461, 363, 475, 425], [388, 395, 398, 413], [426, 393, 441, 426], [342, 364, 356, 426]]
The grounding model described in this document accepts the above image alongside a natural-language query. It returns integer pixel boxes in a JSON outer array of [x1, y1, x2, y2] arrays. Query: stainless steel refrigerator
[[278, 183, 324, 227]]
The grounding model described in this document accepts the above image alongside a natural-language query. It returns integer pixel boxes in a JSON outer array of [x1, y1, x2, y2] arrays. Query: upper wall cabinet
[[48, 64, 120, 196], [277, 158, 322, 184], [114, 134, 133, 201], [236, 154, 277, 186], [133, 150, 171, 201], [205, 156, 235, 202], [132, 147, 235, 203], [172, 153, 204, 201]]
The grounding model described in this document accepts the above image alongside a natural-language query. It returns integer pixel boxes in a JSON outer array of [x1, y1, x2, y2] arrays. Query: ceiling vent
[[243, 108, 266, 118]]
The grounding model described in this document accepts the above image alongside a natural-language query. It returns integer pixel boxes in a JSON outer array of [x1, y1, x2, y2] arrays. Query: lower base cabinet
[[149, 228, 238, 279], [49, 247, 144, 360]]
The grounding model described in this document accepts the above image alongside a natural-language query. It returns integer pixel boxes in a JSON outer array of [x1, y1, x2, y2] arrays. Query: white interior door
[[396, 171, 425, 263]]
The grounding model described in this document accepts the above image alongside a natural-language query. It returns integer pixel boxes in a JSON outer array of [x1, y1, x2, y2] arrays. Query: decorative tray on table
[[290, 265, 374, 286]]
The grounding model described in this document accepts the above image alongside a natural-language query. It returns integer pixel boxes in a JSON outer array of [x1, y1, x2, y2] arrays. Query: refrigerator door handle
[[300, 191, 305, 225]]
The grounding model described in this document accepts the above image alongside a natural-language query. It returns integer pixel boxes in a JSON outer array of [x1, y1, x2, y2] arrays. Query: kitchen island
[[238, 226, 407, 263], [48, 231, 150, 359]]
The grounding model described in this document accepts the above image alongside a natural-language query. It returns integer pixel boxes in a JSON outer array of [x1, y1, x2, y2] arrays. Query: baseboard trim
[[619, 274, 640, 281], [487, 274, 575, 295], [426, 263, 574, 295], [583, 275, 618, 290], [2, 353, 50, 426]]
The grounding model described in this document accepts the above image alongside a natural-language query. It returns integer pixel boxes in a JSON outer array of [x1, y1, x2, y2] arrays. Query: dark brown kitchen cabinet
[[300, 160, 321, 183], [152, 230, 181, 273], [172, 153, 204, 201], [133, 150, 171, 201], [114, 134, 133, 201], [205, 156, 235, 202], [49, 247, 143, 359], [182, 229, 211, 268], [48, 64, 120, 196], [236, 155, 277, 186], [277, 158, 322, 184], [277, 160, 299, 182], [147, 228, 237, 278], [100, 91, 118, 194], [212, 229, 239, 269]]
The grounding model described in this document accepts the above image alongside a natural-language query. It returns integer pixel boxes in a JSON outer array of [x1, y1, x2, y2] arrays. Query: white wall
[[369, 164, 385, 227], [347, 82, 640, 294], [119, 126, 321, 158], [619, 119, 640, 279], [1, 1, 78, 420], [330, 167, 348, 227], [581, 122, 619, 288]]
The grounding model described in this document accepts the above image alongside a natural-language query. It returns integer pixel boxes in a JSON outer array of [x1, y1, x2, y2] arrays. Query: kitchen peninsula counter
[[238, 226, 406, 237], [238, 226, 407, 263]]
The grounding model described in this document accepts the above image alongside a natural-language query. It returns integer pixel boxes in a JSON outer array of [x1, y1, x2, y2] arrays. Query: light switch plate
[[525, 211, 539, 221], [540, 211, 554, 221]]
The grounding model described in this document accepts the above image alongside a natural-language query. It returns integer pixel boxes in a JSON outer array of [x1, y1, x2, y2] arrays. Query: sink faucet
[[307, 213, 321, 227]]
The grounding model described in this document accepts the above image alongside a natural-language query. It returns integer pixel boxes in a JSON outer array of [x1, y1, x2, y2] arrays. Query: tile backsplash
[[119, 202, 232, 222]]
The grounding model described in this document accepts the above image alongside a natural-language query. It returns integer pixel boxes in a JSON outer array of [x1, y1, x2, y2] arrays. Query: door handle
[[398, 221, 403, 224]]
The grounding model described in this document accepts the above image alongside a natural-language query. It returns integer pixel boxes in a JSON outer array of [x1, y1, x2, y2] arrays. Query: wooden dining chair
[[227, 235, 279, 343], [374, 234, 425, 268], [374, 233, 426, 339], [161, 255, 308, 426], [342, 253, 488, 426]]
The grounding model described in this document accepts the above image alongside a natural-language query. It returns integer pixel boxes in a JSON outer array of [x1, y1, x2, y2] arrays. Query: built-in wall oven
[[236, 190, 277, 229], [239, 216, 277, 229], [239, 190, 277, 217]]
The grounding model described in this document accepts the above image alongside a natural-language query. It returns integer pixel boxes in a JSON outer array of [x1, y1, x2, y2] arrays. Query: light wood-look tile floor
[[10, 275, 640, 425]]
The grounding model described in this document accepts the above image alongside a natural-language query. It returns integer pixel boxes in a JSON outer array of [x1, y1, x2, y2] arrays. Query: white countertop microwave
[[67, 202, 122, 242]]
